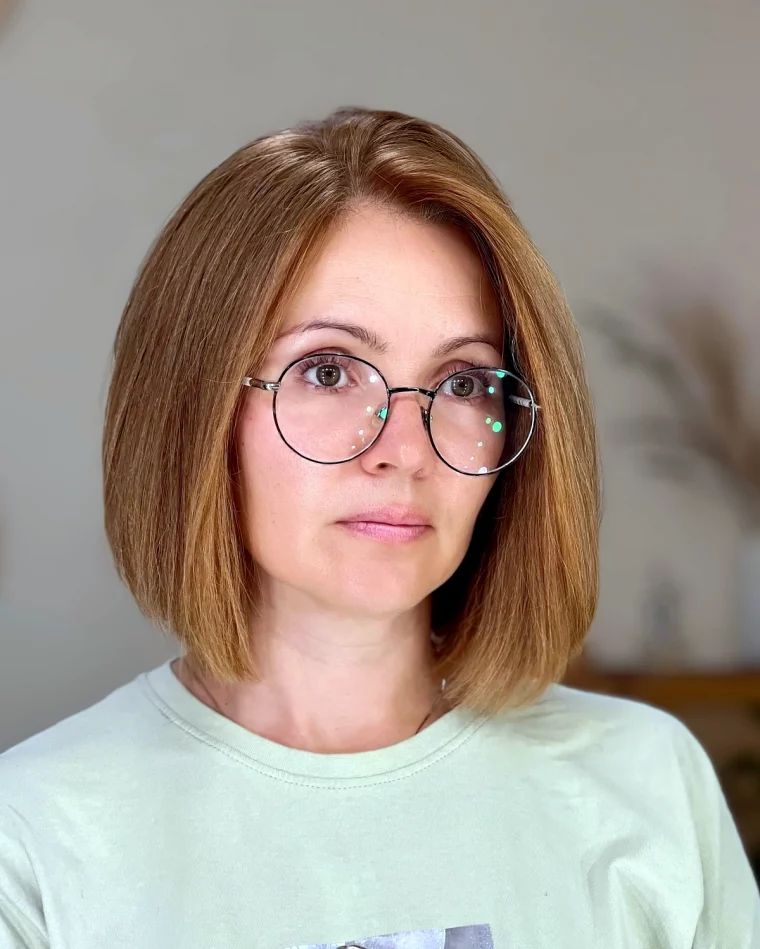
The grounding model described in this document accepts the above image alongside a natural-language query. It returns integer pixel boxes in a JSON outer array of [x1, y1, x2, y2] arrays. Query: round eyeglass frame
[[242, 352, 540, 477]]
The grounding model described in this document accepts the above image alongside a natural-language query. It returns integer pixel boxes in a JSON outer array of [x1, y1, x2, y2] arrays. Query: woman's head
[[103, 106, 599, 711]]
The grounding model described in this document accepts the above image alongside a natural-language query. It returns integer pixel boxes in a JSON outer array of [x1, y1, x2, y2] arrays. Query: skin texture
[[176, 203, 504, 753]]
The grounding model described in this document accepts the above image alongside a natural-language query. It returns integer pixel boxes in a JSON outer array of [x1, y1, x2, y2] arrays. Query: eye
[[448, 375, 476, 398], [296, 355, 355, 390], [439, 370, 489, 399], [309, 363, 345, 387]]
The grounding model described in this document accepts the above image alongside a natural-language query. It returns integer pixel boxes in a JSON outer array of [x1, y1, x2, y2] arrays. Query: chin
[[258, 531, 461, 617], [309, 558, 438, 617]]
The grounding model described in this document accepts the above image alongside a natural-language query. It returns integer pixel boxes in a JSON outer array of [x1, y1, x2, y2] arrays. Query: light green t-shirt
[[0, 658, 758, 948]]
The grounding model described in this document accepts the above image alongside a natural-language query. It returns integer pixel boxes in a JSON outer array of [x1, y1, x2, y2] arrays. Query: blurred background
[[1, 0, 758, 864]]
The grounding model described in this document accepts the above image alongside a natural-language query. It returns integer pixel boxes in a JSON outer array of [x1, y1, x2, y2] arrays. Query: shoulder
[[506, 680, 698, 750], [0, 665, 170, 813], [550, 680, 715, 767], [513, 686, 760, 943], [0, 666, 175, 939], [493, 682, 718, 805]]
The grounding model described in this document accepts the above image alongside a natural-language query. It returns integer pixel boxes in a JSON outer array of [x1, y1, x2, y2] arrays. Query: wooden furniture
[[565, 662, 760, 710]]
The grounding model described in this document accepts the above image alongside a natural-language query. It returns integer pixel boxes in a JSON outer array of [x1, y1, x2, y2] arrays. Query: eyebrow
[[277, 319, 502, 359], [277, 319, 389, 353]]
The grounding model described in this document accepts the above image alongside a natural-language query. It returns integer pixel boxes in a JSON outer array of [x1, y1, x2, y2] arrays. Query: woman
[[0, 106, 757, 949]]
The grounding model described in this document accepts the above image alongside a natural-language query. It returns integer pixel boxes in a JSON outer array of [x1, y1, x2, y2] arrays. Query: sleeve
[[0, 807, 48, 949], [672, 721, 760, 948]]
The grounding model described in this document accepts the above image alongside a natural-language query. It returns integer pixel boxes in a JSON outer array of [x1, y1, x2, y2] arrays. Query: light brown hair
[[103, 106, 599, 713]]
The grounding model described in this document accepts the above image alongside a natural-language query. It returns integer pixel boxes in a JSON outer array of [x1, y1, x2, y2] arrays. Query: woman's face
[[236, 204, 503, 618]]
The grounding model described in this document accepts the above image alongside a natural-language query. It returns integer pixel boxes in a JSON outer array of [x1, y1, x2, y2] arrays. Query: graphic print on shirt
[[285, 923, 494, 949]]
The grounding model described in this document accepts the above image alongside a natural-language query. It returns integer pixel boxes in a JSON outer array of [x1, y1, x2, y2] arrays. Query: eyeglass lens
[[273, 354, 534, 474]]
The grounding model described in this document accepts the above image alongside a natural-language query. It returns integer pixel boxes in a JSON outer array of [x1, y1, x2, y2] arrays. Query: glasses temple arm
[[242, 377, 279, 392], [509, 394, 541, 410]]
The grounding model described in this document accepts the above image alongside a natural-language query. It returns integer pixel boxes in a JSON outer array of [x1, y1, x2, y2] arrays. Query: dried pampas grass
[[587, 295, 760, 525]]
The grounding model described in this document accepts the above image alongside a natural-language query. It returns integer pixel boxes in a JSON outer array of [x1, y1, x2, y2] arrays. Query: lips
[[339, 507, 431, 527], [337, 507, 432, 543]]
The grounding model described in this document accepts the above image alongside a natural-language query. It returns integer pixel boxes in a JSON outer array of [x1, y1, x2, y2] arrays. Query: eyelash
[[297, 354, 354, 372], [443, 361, 492, 385]]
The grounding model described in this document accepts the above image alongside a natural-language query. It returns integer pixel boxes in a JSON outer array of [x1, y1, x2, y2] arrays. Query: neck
[[174, 587, 449, 753]]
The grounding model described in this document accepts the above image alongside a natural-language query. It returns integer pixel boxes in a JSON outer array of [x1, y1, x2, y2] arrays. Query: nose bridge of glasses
[[385, 386, 434, 423], [387, 385, 435, 401]]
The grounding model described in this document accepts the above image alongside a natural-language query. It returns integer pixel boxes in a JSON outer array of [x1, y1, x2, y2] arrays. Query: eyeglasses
[[242, 352, 539, 476]]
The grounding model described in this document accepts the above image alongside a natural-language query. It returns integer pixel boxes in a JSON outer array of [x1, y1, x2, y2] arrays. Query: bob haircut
[[103, 106, 599, 713]]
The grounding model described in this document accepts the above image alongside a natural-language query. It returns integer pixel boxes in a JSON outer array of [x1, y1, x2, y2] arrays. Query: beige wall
[[1, 0, 758, 749]]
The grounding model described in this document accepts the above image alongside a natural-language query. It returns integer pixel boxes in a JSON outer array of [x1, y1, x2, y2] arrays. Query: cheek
[[434, 476, 495, 582], [235, 398, 325, 556], [443, 475, 494, 537]]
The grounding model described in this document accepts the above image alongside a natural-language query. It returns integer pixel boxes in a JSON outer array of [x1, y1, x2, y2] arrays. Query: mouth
[[337, 507, 433, 543]]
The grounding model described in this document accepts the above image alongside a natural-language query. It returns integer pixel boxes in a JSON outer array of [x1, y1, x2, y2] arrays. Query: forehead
[[280, 205, 503, 344]]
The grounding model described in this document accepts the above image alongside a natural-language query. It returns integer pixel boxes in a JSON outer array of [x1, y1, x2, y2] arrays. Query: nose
[[359, 390, 435, 476]]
